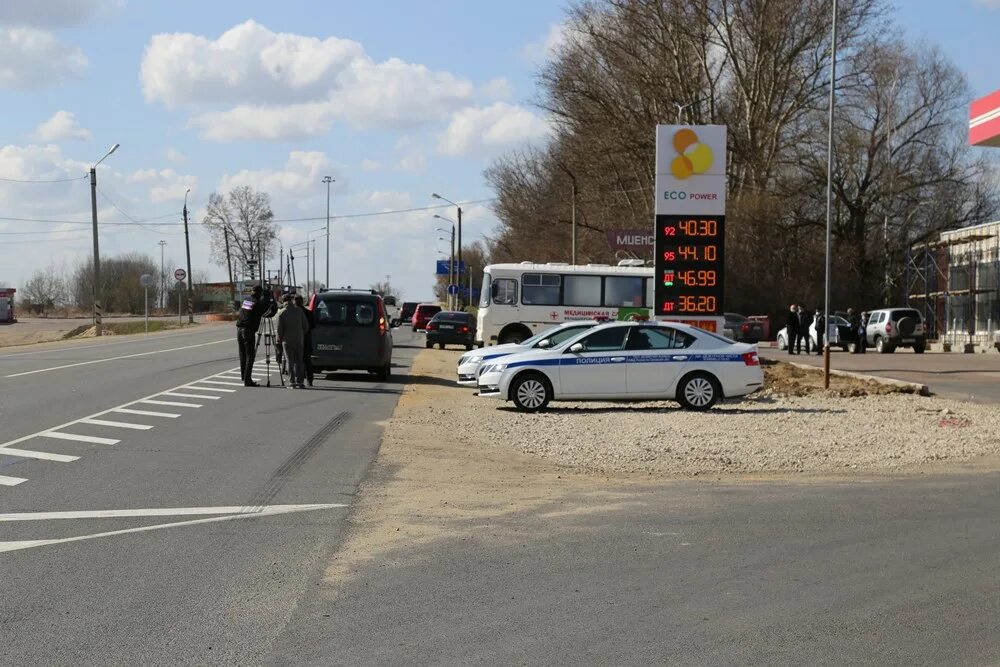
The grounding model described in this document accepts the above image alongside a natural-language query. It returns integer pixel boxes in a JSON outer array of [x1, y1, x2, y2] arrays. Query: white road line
[[5, 339, 230, 378], [0, 475, 27, 487], [79, 418, 154, 431], [161, 391, 220, 400], [0, 329, 223, 359], [40, 432, 120, 446], [0, 447, 79, 462], [0, 504, 348, 521], [0, 504, 348, 554], [198, 379, 246, 387], [112, 408, 181, 419], [140, 399, 203, 408], [183, 385, 236, 393]]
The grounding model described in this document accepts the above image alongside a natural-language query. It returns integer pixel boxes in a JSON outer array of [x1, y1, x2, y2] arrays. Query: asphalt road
[[762, 347, 1000, 403], [0, 323, 419, 665]]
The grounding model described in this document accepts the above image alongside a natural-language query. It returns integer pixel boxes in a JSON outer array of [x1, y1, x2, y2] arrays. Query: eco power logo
[[669, 128, 713, 180]]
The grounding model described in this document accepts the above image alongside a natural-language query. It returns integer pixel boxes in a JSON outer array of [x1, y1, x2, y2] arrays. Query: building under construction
[[906, 220, 1000, 343]]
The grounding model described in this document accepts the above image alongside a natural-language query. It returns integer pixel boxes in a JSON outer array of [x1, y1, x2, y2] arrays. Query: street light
[[432, 193, 463, 306], [158, 240, 167, 310], [183, 188, 193, 323], [89, 142, 119, 336], [822, 0, 839, 389], [323, 176, 334, 289], [435, 214, 457, 309]]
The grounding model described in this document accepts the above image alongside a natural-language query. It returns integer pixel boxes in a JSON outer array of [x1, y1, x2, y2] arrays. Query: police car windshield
[[522, 323, 590, 347]]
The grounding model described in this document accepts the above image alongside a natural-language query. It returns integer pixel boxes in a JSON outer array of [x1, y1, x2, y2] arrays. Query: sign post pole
[[139, 274, 154, 334]]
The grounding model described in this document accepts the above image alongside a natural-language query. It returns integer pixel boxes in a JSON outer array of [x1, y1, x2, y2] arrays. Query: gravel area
[[412, 349, 1000, 476]]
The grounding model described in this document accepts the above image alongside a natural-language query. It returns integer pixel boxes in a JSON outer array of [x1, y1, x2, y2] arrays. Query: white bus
[[476, 261, 654, 346]]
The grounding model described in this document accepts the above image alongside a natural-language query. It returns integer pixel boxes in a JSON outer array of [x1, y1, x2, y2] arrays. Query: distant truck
[[0, 288, 16, 323]]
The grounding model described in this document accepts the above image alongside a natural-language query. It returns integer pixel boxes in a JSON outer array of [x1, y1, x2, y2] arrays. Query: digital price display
[[654, 215, 725, 316]]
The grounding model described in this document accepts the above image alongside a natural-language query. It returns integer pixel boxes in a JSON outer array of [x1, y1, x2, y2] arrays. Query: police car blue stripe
[[506, 353, 745, 369]]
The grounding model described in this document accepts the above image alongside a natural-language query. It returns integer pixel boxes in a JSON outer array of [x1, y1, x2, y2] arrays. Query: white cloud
[[393, 152, 427, 174], [481, 77, 513, 100], [362, 190, 412, 210], [218, 151, 335, 196], [360, 159, 383, 172], [33, 110, 90, 141], [974, 0, 1000, 7], [0, 0, 113, 28], [438, 103, 551, 156], [125, 168, 197, 204], [164, 147, 184, 163], [141, 20, 475, 140], [0, 27, 87, 90], [523, 23, 567, 63]]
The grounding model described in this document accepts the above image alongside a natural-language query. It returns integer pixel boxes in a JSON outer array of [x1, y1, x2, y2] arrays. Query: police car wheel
[[678, 373, 719, 411], [511, 373, 551, 412]]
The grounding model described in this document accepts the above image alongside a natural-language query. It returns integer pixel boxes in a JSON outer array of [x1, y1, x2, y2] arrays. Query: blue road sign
[[436, 260, 466, 275], [447, 284, 459, 296]]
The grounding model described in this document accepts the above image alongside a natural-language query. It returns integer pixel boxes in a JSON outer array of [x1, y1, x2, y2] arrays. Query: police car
[[477, 321, 763, 411], [456, 320, 600, 386]]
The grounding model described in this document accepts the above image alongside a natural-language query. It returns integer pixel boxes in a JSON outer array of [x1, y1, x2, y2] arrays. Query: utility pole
[[158, 240, 167, 310], [323, 175, 334, 289], [89, 144, 118, 336], [224, 228, 235, 307], [183, 189, 194, 323], [822, 0, 839, 389], [456, 206, 463, 308]]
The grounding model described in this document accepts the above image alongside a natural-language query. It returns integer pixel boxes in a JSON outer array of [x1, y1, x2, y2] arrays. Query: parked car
[[456, 320, 600, 386], [398, 301, 418, 327], [426, 311, 476, 350], [411, 303, 442, 331], [723, 312, 765, 343], [308, 289, 393, 380], [865, 307, 926, 353], [478, 321, 763, 412], [776, 313, 854, 351]]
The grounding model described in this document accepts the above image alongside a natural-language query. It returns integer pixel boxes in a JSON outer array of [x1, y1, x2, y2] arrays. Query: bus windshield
[[479, 272, 491, 308]]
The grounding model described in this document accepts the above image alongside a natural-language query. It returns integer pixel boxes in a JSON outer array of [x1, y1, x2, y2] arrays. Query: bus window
[[605, 276, 645, 306], [479, 273, 491, 308], [521, 273, 561, 305], [564, 275, 602, 306], [492, 278, 517, 305]]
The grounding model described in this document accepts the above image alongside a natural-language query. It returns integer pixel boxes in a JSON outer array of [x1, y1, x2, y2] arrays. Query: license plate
[[901, 338, 914, 343], [317, 343, 342, 351], [439, 324, 454, 330]]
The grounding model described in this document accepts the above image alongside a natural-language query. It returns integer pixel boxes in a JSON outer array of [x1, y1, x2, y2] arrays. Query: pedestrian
[[277, 294, 310, 388], [857, 311, 868, 354], [797, 305, 813, 355], [848, 308, 860, 353], [814, 308, 825, 355], [235, 285, 272, 387], [294, 294, 315, 387], [786, 304, 799, 354]]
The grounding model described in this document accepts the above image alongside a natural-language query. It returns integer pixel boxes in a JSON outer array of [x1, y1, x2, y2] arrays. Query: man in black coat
[[797, 306, 813, 355], [785, 304, 799, 354], [235, 285, 273, 387], [294, 294, 316, 387], [814, 308, 825, 355]]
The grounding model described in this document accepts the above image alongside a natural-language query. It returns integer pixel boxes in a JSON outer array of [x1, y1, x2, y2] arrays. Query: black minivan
[[308, 290, 393, 380]]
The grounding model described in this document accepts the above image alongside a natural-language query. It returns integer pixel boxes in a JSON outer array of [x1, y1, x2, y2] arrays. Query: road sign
[[174, 268, 187, 282], [139, 273, 155, 287], [436, 260, 466, 276], [447, 284, 459, 296]]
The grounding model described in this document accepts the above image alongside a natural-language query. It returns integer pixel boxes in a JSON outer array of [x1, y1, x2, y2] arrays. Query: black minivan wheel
[[377, 362, 390, 381]]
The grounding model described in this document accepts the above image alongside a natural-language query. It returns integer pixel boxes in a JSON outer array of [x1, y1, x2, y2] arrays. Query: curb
[[783, 361, 929, 396]]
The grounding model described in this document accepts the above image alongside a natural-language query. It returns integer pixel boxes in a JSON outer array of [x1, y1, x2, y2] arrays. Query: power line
[[0, 174, 87, 184], [96, 187, 186, 235]]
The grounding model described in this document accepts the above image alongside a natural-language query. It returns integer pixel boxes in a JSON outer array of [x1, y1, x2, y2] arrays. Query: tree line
[[485, 0, 999, 316]]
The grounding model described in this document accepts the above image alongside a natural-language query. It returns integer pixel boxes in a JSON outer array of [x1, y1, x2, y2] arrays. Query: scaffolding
[[905, 221, 1000, 344]]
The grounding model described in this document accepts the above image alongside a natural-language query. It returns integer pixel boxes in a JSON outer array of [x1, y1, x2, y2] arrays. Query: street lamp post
[[432, 193, 462, 307], [822, 0, 839, 389], [323, 176, 334, 289], [435, 214, 456, 309], [183, 188, 194, 323], [90, 143, 119, 336], [158, 240, 167, 310]]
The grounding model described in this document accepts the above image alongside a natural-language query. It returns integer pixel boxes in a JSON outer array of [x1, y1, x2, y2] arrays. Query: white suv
[[865, 308, 926, 354]]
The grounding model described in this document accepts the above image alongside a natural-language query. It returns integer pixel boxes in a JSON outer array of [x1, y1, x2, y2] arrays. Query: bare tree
[[202, 186, 278, 278], [20, 266, 68, 316], [370, 280, 402, 302]]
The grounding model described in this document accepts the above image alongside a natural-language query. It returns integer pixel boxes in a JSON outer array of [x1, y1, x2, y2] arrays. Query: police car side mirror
[[537, 339, 551, 349], [569, 342, 584, 353]]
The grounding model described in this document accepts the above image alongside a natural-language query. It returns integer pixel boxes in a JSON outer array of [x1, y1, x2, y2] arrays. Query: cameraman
[[236, 285, 274, 387]]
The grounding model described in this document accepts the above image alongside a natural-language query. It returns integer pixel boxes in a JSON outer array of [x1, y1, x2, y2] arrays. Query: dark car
[[426, 311, 476, 350], [411, 303, 442, 331], [723, 312, 764, 343], [398, 301, 418, 327], [307, 289, 392, 380]]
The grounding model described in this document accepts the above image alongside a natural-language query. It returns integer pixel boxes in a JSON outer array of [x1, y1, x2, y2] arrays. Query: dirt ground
[[761, 358, 914, 397], [0, 315, 210, 347]]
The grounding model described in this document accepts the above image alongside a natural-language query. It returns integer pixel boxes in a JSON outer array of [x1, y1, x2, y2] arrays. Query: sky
[[0, 0, 997, 301]]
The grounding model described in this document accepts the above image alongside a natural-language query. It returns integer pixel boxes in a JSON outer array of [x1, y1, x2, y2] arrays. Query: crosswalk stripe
[[161, 391, 220, 400], [112, 408, 181, 418], [40, 432, 120, 446], [0, 447, 79, 462], [199, 380, 246, 387], [0, 475, 27, 487], [139, 399, 202, 408], [79, 418, 154, 431], [183, 385, 236, 393]]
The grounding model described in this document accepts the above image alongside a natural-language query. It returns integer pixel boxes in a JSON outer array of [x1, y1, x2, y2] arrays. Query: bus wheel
[[498, 325, 531, 345]]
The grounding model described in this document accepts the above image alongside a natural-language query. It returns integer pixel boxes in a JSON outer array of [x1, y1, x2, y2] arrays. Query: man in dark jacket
[[294, 295, 316, 387], [814, 308, 825, 355], [235, 285, 272, 387], [786, 304, 799, 354], [797, 305, 813, 355]]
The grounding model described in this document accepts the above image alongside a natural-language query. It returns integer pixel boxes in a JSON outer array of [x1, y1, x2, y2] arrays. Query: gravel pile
[[414, 351, 1000, 476]]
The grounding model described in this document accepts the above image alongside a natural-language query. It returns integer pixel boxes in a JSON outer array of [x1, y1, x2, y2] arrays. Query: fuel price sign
[[655, 215, 725, 316]]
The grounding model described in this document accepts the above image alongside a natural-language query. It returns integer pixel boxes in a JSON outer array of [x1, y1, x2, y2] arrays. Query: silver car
[[865, 308, 926, 354]]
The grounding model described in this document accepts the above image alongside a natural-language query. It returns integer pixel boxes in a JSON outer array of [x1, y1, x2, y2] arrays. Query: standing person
[[277, 294, 309, 389], [814, 308, 825, 356], [785, 304, 800, 354], [235, 285, 271, 387], [797, 306, 813, 355], [294, 294, 316, 387], [848, 308, 860, 353], [857, 312, 869, 354]]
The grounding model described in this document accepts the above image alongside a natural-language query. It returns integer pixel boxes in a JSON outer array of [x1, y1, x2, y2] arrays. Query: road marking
[[0, 504, 348, 554], [79, 418, 154, 431], [140, 399, 203, 408], [161, 391, 221, 400], [0, 447, 79, 462], [40, 432, 121, 446], [183, 385, 236, 393], [4, 339, 231, 378], [112, 408, 181, 418], [0, 504, 346, 520], [198, 379, 246, 387], [0, 475, 27, 487], [0, 329, 223, 359]]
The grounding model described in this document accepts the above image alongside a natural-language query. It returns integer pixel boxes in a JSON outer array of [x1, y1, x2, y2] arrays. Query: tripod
[[255, 316, 286, 388]]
